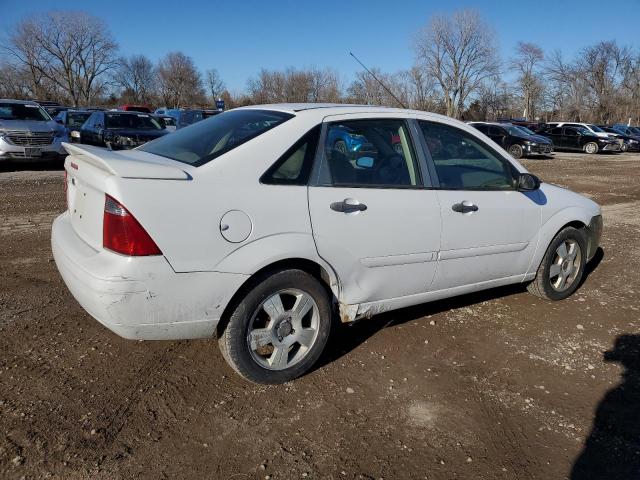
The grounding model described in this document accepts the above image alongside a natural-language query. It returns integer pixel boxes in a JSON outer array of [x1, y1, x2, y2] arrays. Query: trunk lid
[[63, 142, 190, 251]]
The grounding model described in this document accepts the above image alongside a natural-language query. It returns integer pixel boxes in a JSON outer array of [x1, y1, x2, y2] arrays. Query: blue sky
[[2, 0, 640, 92]]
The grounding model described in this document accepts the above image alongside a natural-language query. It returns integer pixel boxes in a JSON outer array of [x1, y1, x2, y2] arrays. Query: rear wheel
[[527, 226, 587, 301], [584, 142, 599, 154], [508, 144, 524, 159], [219, 269, 332, 384]]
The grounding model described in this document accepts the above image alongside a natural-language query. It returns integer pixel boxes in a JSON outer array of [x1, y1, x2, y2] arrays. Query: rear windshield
[[106, 113, 162, 130], [139, 109, 293, 166], [0, 103, 51, 121]]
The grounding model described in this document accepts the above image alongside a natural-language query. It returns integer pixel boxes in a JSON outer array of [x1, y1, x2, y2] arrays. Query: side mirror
[[356, 156, 374, 168], [517, 173, 541, 191], [55, 118, 63, 124]]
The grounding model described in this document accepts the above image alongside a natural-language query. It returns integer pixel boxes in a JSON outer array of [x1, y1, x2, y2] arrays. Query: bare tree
[[3, 11, 118, 106], [247, 67, 342, 104], [511, 42, 544, 119], [414, 9, 500, 119], [578, 41, 629, 123], [544, 50, 586, 121], [205, 69, 225, 102], [157, 52, 205, 107], [113, 55, 156, 104]]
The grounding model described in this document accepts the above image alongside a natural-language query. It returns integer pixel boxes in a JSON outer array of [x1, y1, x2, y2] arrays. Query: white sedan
[[52, 104, 602, 384]]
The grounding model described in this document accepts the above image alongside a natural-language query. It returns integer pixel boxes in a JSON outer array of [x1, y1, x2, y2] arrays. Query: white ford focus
[[52, 104, 602, 383]]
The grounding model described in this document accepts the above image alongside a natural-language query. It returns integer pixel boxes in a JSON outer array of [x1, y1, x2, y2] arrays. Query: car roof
[[0, 98, 41, 105], [235, 103, 458, 124]]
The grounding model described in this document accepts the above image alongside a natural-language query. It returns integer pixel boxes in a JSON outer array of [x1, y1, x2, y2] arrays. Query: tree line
[[2, 9, 640, 124]]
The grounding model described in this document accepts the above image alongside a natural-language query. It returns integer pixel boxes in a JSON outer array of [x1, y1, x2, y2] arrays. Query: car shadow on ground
[[571, 333, 640, 479], [0, 158, 65, 173], [318, 247, 605, 371]]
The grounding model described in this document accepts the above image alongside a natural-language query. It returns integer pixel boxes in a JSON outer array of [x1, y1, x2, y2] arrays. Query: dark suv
[[539, 126, 620, 154], [78, 110, 168, 150], [468, 122, 553, 159]]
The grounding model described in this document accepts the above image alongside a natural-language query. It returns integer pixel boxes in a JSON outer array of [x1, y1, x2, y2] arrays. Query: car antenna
[[349, 51, 407, 109]]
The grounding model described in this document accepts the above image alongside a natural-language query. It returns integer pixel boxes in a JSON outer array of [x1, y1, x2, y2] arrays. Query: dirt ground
[[1, 151, 639, 480]]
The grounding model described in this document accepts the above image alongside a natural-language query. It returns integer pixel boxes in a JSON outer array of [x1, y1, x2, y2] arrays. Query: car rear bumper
[[51, 212, 249, 340]]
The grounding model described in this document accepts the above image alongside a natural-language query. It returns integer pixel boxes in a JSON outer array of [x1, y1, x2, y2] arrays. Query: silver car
[[0, 99, 66, 162]]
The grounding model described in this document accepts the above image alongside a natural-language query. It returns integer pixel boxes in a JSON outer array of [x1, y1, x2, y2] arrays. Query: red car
[[119, 104, 152, 113]]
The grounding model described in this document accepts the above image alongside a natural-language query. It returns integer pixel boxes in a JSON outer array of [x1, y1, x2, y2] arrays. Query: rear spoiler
[[62, 142, 190, 180]]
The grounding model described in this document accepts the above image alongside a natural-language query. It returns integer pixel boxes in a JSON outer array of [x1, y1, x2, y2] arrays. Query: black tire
[[584, 142, 599, 154], [527, 226, 587, 301], [219, 269, 332, 384], [508, 144, 524, 159]]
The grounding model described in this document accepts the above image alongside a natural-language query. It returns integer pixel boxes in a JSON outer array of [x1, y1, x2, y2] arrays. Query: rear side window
[[140, 109, 293, 166], [261, 126, 320, 185]]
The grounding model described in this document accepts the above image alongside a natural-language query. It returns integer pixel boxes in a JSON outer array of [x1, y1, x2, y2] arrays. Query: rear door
[[417, 120, 541, 290], [488, 125, 507, 147], [308, 114, 441, 305], [563, 127, 580, 150]]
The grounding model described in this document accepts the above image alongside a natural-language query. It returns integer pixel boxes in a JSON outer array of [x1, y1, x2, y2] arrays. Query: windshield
[[139, 109, 293, 166], [0, 103, 51, 121], [67, 112, 91, 128], [506, 126, 526, 136], [588, 124, 605, 133], [629, 126, 640, 135], [105, 113, 162, 130], [515, 126, 536, 135]]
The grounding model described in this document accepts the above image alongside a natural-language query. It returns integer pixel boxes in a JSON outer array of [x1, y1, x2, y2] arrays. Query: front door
[[417, 120, 541, 290], [308, 116, 441, 305]]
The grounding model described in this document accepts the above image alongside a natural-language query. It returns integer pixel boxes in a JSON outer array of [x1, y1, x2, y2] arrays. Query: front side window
[[139, 109, 293, 166], [419, 121, 516, 191], [321, 119, 420, 187]]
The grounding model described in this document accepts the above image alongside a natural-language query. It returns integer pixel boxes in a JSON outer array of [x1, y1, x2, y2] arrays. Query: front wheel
[[527, 226, 587, 301], [219, 269, 332, 384], [508, 144, 524, 159], [584, 142, 599, 154]]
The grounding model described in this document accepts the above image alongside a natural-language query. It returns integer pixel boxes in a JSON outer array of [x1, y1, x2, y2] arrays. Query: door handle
[[330, 200, 367, 213], [452, 201, 479, 213]]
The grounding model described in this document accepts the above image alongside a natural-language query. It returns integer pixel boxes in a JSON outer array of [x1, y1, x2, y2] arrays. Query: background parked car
[[469, 122, 553, 159], [596, 125, 640, 151], [54, 109, 92, 143], [0, 99, 66, 161], [612, 124, 640, 138], [545, 122, 618, 141], [78, 110, 168, 149], [165, 108, 205, 129], [118, 104, 153, 113], [539, 125, 620, 153], [203, 109, 223, 119], [154, 114, 177, 132]]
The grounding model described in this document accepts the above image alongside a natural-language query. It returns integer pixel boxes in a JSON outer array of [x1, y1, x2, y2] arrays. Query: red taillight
[[103, 195, 162, 256]]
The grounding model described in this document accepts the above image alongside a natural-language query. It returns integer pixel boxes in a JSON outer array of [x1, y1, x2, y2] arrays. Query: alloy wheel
[[246, 289, 320, 370], [549, 239, 582, 292]]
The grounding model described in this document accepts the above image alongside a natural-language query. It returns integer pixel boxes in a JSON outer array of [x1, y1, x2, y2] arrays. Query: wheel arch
[[216, 257, 338, 338], [525, 208, 590, 277]]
